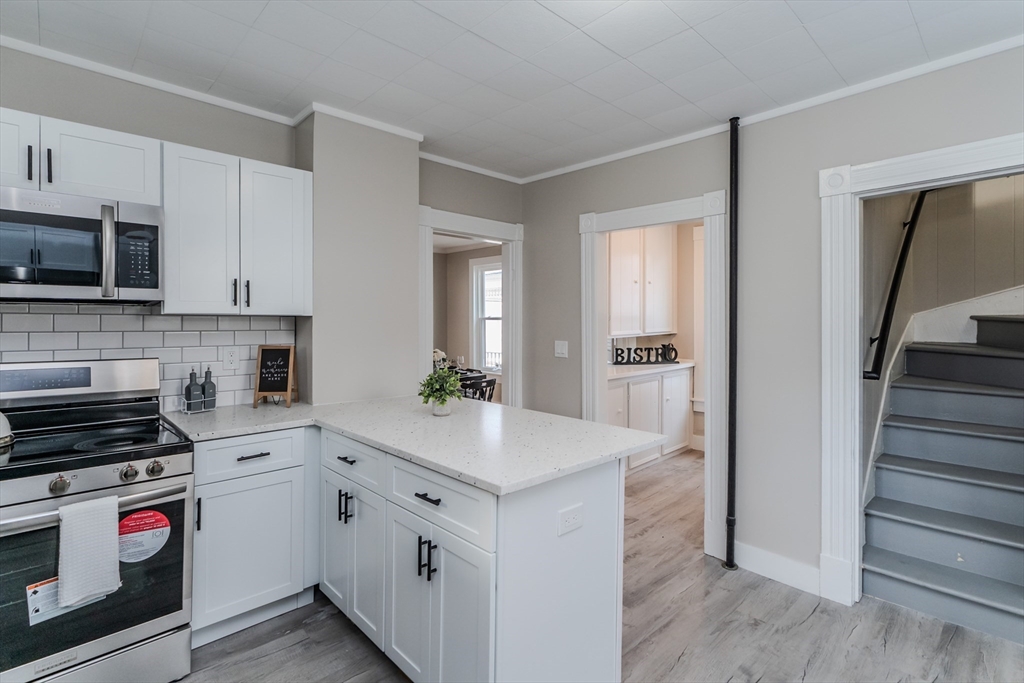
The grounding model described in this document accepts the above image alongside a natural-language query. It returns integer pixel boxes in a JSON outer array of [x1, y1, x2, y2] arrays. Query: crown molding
[[418, 153, 521, 184], [307, 103, 422, 141]]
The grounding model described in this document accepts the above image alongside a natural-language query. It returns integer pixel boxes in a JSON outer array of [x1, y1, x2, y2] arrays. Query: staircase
[[863, 315, 1024, 643]]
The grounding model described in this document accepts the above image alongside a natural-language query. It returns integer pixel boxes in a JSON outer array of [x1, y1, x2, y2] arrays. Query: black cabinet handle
[[232, 278, 238, 306], [30, 249, 34, 264], [36, 249, 41, 265], [196, 498, 202, 531], [337, 456, 356, 465], [343, 492, 353, 524], [245, 280, 251, 307], [27, 145, 32, 181], [426, 540, 437, 581], [46, 148, 52, 183], [418, 535, 429, 577], [236, 451, 270, 462], [338, 489, 344, 522], [415, 492, 441, 506]]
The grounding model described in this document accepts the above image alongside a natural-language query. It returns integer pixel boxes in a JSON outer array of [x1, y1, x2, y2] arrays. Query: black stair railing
[[864, 190, 930, 380]]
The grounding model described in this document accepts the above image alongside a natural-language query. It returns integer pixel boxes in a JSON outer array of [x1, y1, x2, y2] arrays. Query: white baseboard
[[191, 587, 315, 649], [691, 434, 704, 451], [818, 553, 857, 606], [735, 542, 820, 596]]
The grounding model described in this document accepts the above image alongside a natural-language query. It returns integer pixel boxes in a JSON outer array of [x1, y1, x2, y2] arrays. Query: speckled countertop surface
[[165, 396, 666, 495]]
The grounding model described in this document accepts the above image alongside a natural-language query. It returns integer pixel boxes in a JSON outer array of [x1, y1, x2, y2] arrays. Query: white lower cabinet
[[610, 367, 693, 470], [626, 376, 661, 469], [384, 503, 433, 681]]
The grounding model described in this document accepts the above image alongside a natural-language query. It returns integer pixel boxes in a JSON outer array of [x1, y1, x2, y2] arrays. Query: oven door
[[0, 475, 193, 683]]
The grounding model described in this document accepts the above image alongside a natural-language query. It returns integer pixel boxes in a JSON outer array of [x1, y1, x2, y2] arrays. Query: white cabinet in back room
[[661, 369, 691, 454], [626, 375, 661, 469], [608, 228, 643, 337], [0, 108, 39, 190], [607, 381, 628, 429], [642, 225, 676, 335]]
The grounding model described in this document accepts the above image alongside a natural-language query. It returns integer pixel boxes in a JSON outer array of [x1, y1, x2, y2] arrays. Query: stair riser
[[905, 350, 1024, 390], [977, 319, 1024, 352], [862, 570, 1023, 644], [883, 425, 1024, 475], [875, 468, 1024, 525], [865, 515, 1024, 584], [890, 387, 1024, 429]]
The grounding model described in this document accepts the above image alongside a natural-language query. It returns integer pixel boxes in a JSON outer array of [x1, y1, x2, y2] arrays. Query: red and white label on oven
[[118, 510, 170, 563]]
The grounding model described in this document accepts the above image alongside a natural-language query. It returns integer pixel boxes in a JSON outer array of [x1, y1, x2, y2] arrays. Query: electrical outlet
[[223, 347, 240, 371], [557, 503, 583, 536], [555, 340, 569, 358]]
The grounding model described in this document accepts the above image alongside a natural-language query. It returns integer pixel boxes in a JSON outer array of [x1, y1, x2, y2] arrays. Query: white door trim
[[818, 132, 1024, 606], [419, 206, 524, 408], [580, 190, 728, 560]]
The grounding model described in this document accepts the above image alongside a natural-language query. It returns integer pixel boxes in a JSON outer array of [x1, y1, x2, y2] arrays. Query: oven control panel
[[0, 367, 91, 393]]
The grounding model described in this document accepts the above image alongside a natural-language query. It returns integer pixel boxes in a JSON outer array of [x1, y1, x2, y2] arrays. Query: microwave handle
[[101, 204, 116, 297]]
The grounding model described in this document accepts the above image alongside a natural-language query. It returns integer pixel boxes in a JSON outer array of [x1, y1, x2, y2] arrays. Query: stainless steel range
[[0, 359, 193, 683]]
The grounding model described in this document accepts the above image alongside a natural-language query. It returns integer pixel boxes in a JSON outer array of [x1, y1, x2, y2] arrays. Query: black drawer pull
[[27, 145, 32, 181], [337, 456, 357, 465], [338, 489, 344, 522], [418, 535, 429, 576], [415, 492, 441, 506], [196, 497, 202, 531], [236, 451, 271, 462], [343, 491, 353, 524], [426, 539, 437, 581]]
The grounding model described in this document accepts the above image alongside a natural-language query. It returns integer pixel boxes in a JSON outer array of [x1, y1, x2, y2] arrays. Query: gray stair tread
[[882, 414, 1024, 442], [865, 497, 1024, 548], [862, 546, 1024, 615], [891, 375, 1024, 398], [906, 342, 1024, 360], [876, 454, 1024, 492], [971, 315, 1024, 322]]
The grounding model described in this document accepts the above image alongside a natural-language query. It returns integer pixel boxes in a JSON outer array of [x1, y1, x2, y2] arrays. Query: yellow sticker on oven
[[118, 510, 170, 563]]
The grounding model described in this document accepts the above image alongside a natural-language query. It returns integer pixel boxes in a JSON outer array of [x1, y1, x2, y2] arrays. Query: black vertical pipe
[[723, 117, 739, 571]]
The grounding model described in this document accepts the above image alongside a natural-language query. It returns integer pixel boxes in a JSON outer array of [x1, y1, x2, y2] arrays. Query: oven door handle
[[101, 204, 117, 298], [0, 482, 189, 536]]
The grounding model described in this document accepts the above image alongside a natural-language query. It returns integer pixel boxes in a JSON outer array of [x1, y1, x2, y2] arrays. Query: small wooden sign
[[253, 345, 298, 408]]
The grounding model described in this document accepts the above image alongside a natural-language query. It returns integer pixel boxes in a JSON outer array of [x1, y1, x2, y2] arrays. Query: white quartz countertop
[[165, 396, 666, 496], [607, 360, 695, 381]]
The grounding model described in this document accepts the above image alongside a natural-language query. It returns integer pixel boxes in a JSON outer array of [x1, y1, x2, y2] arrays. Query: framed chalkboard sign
[[253, 345, 298, 408]]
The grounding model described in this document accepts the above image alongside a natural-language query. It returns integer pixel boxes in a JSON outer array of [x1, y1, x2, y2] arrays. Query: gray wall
[[433, 253, 448, 352], [0, 47, 294, 166], [521, 47, 1024, 568], [419, 159, 522, 224]]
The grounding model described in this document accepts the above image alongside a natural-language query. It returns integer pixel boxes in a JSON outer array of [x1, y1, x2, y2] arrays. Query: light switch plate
[[555, 340, 568, 358]]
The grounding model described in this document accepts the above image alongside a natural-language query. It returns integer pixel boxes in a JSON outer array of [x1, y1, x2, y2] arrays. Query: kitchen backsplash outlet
[[0, 303, 296, 411]]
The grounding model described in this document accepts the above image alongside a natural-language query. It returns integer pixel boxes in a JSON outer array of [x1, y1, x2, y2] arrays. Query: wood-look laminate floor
[[185, 451, 1024, 683]]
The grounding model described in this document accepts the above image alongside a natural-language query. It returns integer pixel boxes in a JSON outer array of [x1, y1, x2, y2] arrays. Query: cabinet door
[[239, 159, 312, 316], [627, 376, 661, 468], [385, 502, 433, 683], [662, 369, 691, 454], [643, 225, 676, 334], [192, 467, 304, 630], [321, 467, 352, 615], [607, 381, 628, 428], [0, 108, 39, 190], [608, 228, 643, 337], [39, 117, 160, 204], [162, 143, 240, 314], [429, 525, 494, 683], [349, 480, 387, 648]]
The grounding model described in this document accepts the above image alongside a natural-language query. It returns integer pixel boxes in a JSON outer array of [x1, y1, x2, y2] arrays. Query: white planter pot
[[432, 400, 452, 417]]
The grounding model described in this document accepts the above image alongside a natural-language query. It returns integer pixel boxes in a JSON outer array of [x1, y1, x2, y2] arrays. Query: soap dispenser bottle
[[185, 368, 203, 412], [202, 366, 217, 410]]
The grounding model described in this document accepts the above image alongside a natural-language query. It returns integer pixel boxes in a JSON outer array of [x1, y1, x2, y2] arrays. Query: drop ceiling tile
[[76, 1, 152, 25], [461, 119, 521, 143], [252, 1, 357, 55], [531, 118, 592, 144], [484, 61, 567, 100], [417, 0, 507, 29], [537, 1, 624, 29], [691, 1, 800, 56], [189, 0, 269, 26], [529, 144, 581, 167], [39, 0, 144, 55], [907, 0, 972, 24], [305, 58, 388, 100], [627, 29, 721, 81], [575, 60, 658, 102], [916, 1, 1024, 59], [472, 1, 576, 59], [492, 102, 557, 133], [727, 27, 823, 81], [784, 0, 859, 24], [132, 58, 215, 92], [502, 131, 555, 155], [472, 144, 530, 166], [217, 59, 302, 101], [39, 28, 134, 68], [146, 1, 250, 55], [805, 0, 916, 54], [360, 82, 439, 118], [644, 102, 718, 135], [422, 135, 490, 157], [502, 155, 551, 176], [278, 81, 363, 114], [429, 31, 521, 81], [361, 0, 464, 57], [693, 82, 776, 120], [393, 60, 476, 99], [331, 31, 422, 81], [232, 29, 327, 80], [755, 57, 845, 105], [568, 103, 636, 132], [613, 83, 690, 119], [662, 1, 741, 26], [300, 0, 385, 26], [583, 1, 688, 57], [603, 118, 665, 146], [416, 102, 483, 130], [351, 100, 416, 125], [826, 24, 929, 84], [447, 85, 523, 118], [527, 30, 620, 82], [664, 59, 748, 102], [567, 130, 636, 158], [136, 29, 229, 81], [208, 81, 283, 110], [529, 84, 605, 118], [0, 1, 40, 43]]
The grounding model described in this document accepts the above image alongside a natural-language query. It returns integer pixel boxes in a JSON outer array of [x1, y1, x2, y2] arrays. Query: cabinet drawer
[[386, 456, 495, 552], [195, 429, 304, 485], [321, 430, 387, 497]]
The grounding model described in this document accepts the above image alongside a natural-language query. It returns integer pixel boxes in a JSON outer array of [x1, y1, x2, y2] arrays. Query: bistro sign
[[613, 343, 680, 365]]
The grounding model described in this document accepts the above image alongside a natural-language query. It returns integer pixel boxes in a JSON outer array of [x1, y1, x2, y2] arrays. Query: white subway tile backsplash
[[54, 314, 101, 331], [3, 351, 53, 361], [54, 350, 101, 361], [249, 316, 281, 330], [79, 332, 123, 349], [122, 305, 158, 315], [29, 332, 78, 350], [124, 331, 164, 348], [0, 303, 30, 313], [0, 333, 28, 351], [165, 331, 202, 346], [145, 347, 183, 364], [201, 331, 234, 346], [102, 348, 143, 359], [144, 315, 182, 331], [235, 330, 265, 345], [281, 317, 295, 330], [3, 314, 53, 332], [160, 380, 182, 396], [182, 347, 218, 363], [102, 315, 144, 331], [218, 316, 250, 330], [216, 375, 249, 392], [182, 316, 218, 331], [78, 305, 122, 315], [266, 331, 295, 344], [29, 303, 77, 313]]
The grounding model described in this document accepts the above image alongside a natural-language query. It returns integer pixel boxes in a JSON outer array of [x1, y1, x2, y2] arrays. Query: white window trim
[[470, 255, 503, 374]]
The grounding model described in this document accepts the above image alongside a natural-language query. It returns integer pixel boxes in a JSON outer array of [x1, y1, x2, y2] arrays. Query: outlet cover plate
[[557, 503, 583, 536], [555, 340, 568, 358], [223, 346, 240, 371]]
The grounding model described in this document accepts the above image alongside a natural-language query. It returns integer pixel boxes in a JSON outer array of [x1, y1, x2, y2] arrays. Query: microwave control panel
[[117, 222, 159, 289]]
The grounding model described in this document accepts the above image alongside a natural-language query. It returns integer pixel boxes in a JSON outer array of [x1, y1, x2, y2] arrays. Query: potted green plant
[[418, 367, 462, 416]]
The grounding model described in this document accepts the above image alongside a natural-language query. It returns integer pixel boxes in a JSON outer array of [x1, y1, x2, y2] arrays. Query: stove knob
[[49, 475, 71, 495], [146, 460, 165, 477], [120, 464, 139, 482]]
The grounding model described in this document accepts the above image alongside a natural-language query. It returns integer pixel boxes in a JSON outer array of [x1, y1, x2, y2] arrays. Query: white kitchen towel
[[58, 496, 121, 607]]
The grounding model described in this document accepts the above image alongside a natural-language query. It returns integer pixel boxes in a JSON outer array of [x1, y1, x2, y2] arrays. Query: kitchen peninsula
[[167, 397, 664, 683]]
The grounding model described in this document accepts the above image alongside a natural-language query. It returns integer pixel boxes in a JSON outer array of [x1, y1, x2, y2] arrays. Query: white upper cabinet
[[240, 159, 313, 316], [608, 228, 643, 337], [40, 117, 161, 205], [642, 225, 676, 334], [0, 108, 39, 190], [162, 143, 241, 315]]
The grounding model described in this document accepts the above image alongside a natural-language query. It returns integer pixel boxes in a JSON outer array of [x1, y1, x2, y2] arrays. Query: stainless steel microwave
[[0, 187, 163, 302]]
